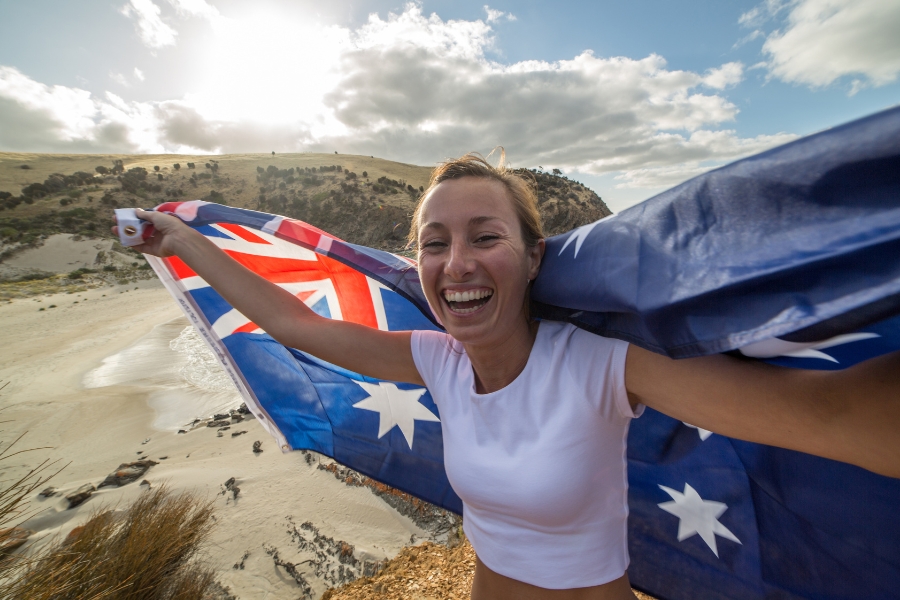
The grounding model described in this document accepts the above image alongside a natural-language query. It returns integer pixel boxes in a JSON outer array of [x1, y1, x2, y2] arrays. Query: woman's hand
[[111, 208, 197, 258]]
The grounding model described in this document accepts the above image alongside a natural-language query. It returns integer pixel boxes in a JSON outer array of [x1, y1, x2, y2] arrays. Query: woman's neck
[[465, 319, 539, 394]]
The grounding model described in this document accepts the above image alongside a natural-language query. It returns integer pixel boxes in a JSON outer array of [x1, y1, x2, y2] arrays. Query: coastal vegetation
[[0, 152, 610, 265], [0, 486, 221, 600]]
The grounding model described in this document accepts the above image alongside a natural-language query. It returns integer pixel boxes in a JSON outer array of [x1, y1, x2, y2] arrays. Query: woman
[[122, 154, 900, 600]]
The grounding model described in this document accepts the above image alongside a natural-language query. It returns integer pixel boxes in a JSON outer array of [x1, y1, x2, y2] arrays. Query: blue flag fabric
[[532, 105, 900, 359], [147, 106, 900, 600]]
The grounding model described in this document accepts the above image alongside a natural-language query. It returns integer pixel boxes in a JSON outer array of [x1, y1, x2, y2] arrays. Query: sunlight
[[186, 7, 349, 134]]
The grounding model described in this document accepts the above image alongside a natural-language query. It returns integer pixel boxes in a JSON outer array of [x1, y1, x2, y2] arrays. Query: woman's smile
[[442, 288, 494, 314]]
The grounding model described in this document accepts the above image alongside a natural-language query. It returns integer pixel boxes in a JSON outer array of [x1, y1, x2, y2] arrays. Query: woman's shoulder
[[410, 329, 464, 385], [537, 320, 625, 353], [537, 321, 629, 379]]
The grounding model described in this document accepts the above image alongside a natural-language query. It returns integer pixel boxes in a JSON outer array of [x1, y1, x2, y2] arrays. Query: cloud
[[166, 0, 219, 20], [0, 66, 136, 152], [702, 62, 744, 89], [134, 67, 145, 81], [120, 0, 177, 49], [744, 0, 900, 89], [484, 5, 516, 23], [0, 4, 796, 189], [110, 71, 130, 87]]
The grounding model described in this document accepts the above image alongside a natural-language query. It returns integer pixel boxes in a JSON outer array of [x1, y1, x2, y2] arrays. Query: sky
[[0, 0, 898, 212]]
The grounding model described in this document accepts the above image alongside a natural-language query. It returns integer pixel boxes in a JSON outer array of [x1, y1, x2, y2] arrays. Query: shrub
[[19, 165, 31, 170], [153, 166, 160, 172], [173, 163, 181, 170], [102, 265, 118, 272], [362, 171, 368, 178], [187, 162, 195, 169], [207, 190, 226, 204], [20, 183, 49, 199], [67, 268, 96, 279], [15, 272, 53, 282], [95, 166, 109, 175], [0, 486, 217, 600], [119, 167, 148, 194]]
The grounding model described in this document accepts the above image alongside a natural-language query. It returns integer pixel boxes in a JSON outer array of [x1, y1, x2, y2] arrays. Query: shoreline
[[0, 283, 434, 599]]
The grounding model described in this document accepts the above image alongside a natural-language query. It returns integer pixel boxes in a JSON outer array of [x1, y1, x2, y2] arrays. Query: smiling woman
[[119, 151, 900, 600]]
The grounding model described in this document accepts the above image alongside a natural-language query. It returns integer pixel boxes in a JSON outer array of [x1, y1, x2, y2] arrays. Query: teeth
[[443, 289, 492, 303]]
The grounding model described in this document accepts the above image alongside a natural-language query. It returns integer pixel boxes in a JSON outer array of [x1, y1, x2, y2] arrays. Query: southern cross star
[[738, 332, 881, 363], [683, 422, 713, 441], [352, 381, 439, 449], [658, 482, 741, 557], [558, 220, 604, 258]]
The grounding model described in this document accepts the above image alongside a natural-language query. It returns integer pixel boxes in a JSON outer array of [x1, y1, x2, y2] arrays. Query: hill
[[0, 152, 611, 270]]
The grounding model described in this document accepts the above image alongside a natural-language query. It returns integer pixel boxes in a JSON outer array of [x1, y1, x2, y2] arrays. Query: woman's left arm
[[625, 345, 900, 478]]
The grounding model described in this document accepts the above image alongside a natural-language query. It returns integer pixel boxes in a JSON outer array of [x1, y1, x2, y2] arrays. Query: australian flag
[[147, 105, 900, 600]]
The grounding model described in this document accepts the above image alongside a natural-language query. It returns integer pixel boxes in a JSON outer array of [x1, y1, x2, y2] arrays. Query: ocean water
[[84, 317, 242, 430]]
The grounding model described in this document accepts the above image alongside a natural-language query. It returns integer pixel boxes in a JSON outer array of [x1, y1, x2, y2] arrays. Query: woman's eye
[[421, 240, 446, 249], [475, 235, 499, 243]]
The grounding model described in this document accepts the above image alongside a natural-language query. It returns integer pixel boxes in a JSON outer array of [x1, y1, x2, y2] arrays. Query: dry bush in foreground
[[0, 485, 218, 600]]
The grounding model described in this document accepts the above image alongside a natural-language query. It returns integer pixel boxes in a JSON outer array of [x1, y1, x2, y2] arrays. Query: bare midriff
[[471, 556, 639, 600]]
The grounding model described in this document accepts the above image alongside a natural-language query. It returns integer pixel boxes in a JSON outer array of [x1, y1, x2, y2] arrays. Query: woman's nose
[[445, 242, 473, 279]]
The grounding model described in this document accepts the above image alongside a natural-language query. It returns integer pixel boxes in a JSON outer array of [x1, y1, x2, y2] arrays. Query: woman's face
[[416, 177, 543, 346]]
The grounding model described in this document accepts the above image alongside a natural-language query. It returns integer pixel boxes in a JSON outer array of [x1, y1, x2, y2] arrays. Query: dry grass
[[322, 537, 657, 600], [0, 485, 218, 600]]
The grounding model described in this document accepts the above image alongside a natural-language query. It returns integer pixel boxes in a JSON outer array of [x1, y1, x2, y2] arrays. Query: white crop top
[[411, 320, 639, 589]]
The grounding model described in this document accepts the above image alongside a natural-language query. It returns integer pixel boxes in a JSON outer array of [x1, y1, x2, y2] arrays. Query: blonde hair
[[408, 150, 544, 248]]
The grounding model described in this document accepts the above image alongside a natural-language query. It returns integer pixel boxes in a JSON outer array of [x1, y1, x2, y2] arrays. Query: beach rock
[[222, 477, 240, 499], [236, 403, 251, 415], [38, 486, 58, 498], [231, 430, 247, 437], [207, 419, 230, 428], [0, 527, 33, 553], [233, 550, 250, 570], [213, 413, 230, 421], [97, 459, 158, 488], [65, 484, 96, 508], [177, 429, 187, 434], [231, 414, 244, 423], [252, 441, 263, 454]]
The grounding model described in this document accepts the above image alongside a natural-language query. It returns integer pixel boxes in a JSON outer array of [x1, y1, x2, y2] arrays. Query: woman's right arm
[[123, 209, 425, 386]]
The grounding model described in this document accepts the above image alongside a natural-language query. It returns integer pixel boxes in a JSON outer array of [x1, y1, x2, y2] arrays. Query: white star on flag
[[738, 332, 880, 363], [683, 422, 713, 440], [558, 219, 605, 258], [658, 482, 741, 557], [352, 381, 440, 449]]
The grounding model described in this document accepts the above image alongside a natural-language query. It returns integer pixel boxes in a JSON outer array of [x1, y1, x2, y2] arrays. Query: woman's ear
[[527, 239, 545, 280]]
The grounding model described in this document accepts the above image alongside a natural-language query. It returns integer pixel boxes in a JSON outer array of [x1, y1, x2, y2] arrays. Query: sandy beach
[[0, 277, 436, 598]]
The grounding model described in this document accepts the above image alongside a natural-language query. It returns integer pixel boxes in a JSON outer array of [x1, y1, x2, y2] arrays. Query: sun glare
[[187, 8, 349, 134]]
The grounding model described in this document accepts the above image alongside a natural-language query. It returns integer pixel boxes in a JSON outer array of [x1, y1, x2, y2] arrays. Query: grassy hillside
[[0, 152, 611, 264]]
